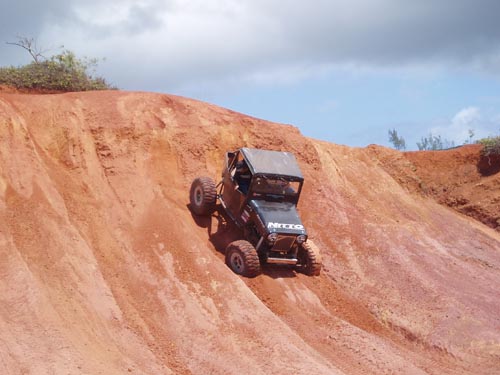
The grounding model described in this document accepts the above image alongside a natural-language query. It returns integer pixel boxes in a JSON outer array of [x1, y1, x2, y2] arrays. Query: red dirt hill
[[0, 90, 499, 374], [367, 144, 500, 232]]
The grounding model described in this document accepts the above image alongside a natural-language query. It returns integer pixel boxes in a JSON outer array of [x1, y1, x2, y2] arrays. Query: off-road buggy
[[189, 147, 321, 277]]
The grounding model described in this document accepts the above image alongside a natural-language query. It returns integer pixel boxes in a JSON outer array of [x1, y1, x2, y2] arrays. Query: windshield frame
[[248, 174, 303, 203]]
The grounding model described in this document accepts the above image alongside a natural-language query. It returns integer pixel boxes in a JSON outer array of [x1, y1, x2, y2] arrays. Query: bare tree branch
[[6, 36, 48, 63]]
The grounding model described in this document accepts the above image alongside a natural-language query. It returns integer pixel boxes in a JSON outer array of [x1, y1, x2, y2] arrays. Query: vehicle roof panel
[[240, 148, 303, 179]]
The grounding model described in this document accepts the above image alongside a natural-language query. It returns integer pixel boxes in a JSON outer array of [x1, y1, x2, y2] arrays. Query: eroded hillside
[[367, 144, 500, 232], [0, 91, 499, 374]]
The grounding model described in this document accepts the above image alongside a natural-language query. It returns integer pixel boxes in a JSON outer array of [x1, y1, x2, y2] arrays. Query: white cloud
[[3, 0, 500, 91], [432, 107, 479, 145], [429, 107, 500, 145], [452, 107, 481, 128], [1, 0, 500, 114]]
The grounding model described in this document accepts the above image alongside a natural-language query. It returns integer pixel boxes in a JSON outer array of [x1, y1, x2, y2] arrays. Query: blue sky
[[207, 68, 500, 148], [1, 0, 500, 149]]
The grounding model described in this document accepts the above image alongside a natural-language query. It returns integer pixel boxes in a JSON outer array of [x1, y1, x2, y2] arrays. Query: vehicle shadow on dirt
[[188, 204, 297, 279], [187, 204, 242, 254]]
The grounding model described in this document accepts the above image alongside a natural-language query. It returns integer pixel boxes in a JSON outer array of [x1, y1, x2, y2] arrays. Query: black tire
[[225, 240, 261, 277], [189, 177, 217, 215], [297, 242, 321, 276]]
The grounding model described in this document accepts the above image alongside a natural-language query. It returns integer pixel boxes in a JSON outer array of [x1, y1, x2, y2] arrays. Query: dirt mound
[[0, 84, 64, 95], [1, 90, 499, 374], [367, 145, 500, 231], [0, 85, 20, 94]]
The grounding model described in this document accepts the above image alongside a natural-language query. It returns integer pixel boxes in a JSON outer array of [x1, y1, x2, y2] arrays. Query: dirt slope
[[0, 91, 499, 375], [367, 145, 500, 232]]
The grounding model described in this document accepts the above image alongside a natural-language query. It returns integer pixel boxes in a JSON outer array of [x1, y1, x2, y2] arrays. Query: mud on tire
[[297, 241, 321, 276], [225, 240, 261, 277], [189, 177, 217, 216]]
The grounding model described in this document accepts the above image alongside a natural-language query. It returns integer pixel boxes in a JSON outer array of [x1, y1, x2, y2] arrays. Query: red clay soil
[[0, 90, 499, 374], [0, 84, 65, 95], [367, 145, 500, 232]]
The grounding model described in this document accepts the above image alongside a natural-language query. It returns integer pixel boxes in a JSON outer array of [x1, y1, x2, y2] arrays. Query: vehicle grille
[[272, 235, 295, 251]]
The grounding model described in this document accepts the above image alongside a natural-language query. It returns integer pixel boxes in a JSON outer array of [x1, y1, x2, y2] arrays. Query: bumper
[[266, 257, 298, 265]]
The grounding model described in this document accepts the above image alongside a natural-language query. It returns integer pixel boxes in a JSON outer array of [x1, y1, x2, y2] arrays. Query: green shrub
[[477, 136, 500, 157], [416, 133, 455, 150], [0, 50, 115, 92], [388, 128, 406, 150]]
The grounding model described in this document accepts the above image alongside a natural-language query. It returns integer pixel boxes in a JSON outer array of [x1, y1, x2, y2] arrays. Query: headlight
[[267, 233, 278, 242], [296, 234, 306, 244]]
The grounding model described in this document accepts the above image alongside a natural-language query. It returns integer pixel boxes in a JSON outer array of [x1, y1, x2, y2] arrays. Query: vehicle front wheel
[[189, 176, 217, 215], [297, 241, 322, 276], [225, 240, 261, 277]]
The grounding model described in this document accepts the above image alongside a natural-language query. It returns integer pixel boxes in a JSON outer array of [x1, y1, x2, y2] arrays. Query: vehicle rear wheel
[[297, 241, 321, 276], [225, 240, 261, 277], [189, 177, 217, 215]]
